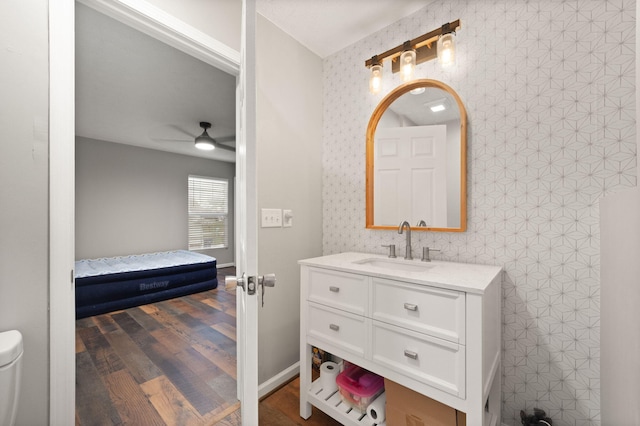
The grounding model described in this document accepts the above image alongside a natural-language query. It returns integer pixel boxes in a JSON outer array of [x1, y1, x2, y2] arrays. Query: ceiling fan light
[[195, 136, 215, 151]]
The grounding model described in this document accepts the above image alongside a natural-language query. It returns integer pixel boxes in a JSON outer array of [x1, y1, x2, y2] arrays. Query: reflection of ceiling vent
[[425, 98, 448, 112]]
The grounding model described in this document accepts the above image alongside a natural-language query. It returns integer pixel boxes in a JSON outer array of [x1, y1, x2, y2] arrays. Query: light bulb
[[399, 48, 416, 82], [369, 63, 383, 94], [437, 33, 455, 66]]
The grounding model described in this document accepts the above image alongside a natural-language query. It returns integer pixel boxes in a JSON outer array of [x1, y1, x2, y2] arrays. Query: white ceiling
[[76, 3, 238, 163], [75, 1, 428, 163], [256, 0, 429, 58]]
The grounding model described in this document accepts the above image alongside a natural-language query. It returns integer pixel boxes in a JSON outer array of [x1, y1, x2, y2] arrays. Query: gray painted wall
[[256, 15, 323, 384], [0, 1, 50, 424], [76, 137, 235, 265]]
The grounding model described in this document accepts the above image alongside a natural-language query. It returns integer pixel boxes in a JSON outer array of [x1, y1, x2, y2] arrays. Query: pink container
[[335, 364, 384, 413]]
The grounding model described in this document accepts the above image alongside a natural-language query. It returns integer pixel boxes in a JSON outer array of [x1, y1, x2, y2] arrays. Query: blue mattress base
[[75, 257, 217, 319]]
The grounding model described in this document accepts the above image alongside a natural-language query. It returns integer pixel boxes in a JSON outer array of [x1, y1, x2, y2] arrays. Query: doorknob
[[225, 273, 257, 295], [260, 273, 276, 288], [259, 273, 276, 307], [224, 273, 275, 302]]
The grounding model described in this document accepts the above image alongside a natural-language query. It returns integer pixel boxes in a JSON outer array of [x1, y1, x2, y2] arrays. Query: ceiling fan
[[193, 121, 235, 151]]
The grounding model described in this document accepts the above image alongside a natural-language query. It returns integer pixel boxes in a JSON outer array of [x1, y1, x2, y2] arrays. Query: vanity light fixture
[[437, 22, 456, 66], [369, 55, 383, 94], [399, 41, 416, 82], [364, 20, 460, 91]]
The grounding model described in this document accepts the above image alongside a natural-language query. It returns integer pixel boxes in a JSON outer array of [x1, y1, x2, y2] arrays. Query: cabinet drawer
[[371, 277, 465, 344], [372, 320, 465, 398], [308, 268, 368, 316], [307, 302, 368, 358]]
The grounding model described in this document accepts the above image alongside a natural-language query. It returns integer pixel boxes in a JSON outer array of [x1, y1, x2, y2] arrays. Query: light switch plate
[[261, 208, 282, 227], [283, 209, 293, 227]]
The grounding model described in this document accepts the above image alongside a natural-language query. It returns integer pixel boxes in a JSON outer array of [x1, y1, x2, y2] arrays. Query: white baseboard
[[217, 262, 235, 268], [258, 362, 300, 399]]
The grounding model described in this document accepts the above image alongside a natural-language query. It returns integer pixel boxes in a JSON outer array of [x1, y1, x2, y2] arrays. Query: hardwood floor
[[76, 267, 340, 425]]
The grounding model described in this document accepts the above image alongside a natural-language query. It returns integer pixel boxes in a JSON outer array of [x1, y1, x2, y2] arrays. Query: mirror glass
[[366, 79, 467, 232]]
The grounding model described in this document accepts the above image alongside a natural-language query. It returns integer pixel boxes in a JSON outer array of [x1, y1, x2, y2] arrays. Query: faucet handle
[[382, 244, 396, 258], [421, 247, 440, 262]]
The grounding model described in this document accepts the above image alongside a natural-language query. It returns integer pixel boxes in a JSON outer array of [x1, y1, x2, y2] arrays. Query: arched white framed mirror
[[366, 79, 467, 232]]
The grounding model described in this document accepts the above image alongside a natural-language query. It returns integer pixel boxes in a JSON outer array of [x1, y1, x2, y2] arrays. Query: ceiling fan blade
[[216, 135, 236, 143], [152, 136, 192, 143], [167, 124, 197, 139], [214, 142, 236, 152]]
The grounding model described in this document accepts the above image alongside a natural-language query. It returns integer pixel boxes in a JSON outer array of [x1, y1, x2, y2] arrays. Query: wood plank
[[130, 300, 239, 379], [140, 375, 204, 426], [77, 325, 125, 376], [258, 402, 300, 426], [75, 329, 86, 354], [102, 369, 165, 426], [130, 305, 165, 332], [152, 319, 238, 398], [205, 372, 238, 406], [182, 296, 237, 326], [93, 314, 120, 334], [155, 299, 186, 316], [176, 312, 236, 356], [151, 327, 192, 356], [262, 377, 342, 426], [104, 329, 162, 384], [209, 402, 242, 426], [111, 311, 222, 416], [111, 311, 157, 347], [197, 296, 227, 313], [76, 317, 96, 329], [75, 351, 123, 425], [211, 322, 236, 341], [201, 400, 241, 425], [199, 295, 237, 318], [146, 341, 221, 416]]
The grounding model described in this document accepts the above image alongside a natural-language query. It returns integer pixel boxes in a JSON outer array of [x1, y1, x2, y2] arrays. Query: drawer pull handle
[[329, 286, 340, 293], [404, 303, 418, 311], [404, 350, 418, 360], [329, 324, 340, 331]]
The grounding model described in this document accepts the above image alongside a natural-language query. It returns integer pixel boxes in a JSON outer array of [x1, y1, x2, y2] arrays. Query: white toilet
[[0, 330, 23, 426]]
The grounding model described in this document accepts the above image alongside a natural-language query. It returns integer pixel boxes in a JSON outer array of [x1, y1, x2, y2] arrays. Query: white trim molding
[[77, 0, 241, 75], [258, 362, 300, 399], [49, 0, 77, 424]]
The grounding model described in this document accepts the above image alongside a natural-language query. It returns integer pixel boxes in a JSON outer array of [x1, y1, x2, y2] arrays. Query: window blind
[[188, 175, 228, 250]]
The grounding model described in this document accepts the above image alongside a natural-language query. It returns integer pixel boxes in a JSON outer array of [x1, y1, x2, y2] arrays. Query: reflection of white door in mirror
[[374, 125, 447, 227], [366, 79, 467, 232]]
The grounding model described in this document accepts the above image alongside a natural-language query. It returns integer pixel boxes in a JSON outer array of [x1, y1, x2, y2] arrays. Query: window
[[188, 175, 228, 250]]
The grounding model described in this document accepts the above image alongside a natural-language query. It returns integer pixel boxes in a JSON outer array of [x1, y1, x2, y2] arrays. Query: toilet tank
[[0, 330, 23, 426]]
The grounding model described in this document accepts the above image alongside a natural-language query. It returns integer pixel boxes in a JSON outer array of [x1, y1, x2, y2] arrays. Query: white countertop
[[299, 252, 502, 294]]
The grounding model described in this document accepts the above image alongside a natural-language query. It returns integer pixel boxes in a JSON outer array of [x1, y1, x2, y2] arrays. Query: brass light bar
[[364, 19, 460, 72]]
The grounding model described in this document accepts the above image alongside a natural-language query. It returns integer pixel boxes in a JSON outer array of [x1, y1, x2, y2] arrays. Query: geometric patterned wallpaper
[[322, 1, 636, 425]]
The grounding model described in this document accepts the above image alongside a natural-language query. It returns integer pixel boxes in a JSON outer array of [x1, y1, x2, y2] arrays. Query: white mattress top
[[75, 250, 215, 279]]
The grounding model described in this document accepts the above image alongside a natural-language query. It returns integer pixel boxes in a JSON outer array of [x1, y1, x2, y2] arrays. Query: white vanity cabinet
[[299, 252, 502, 426]]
